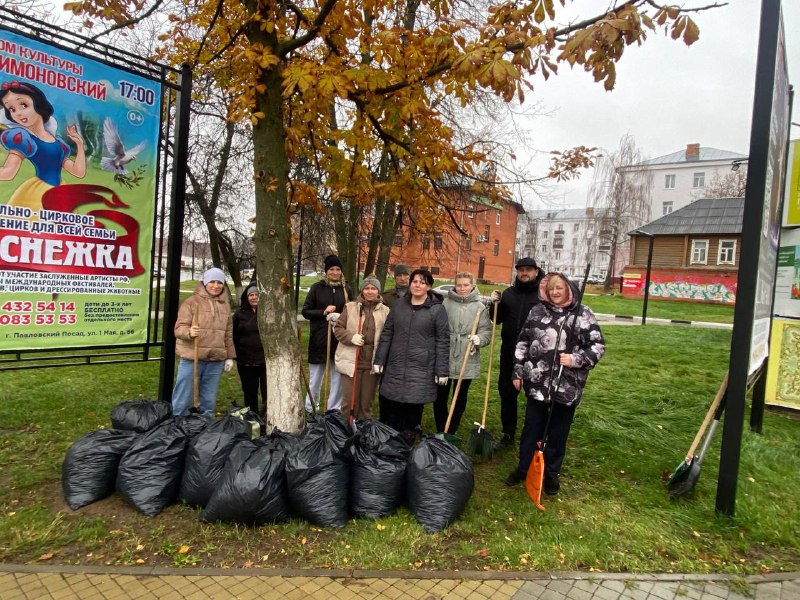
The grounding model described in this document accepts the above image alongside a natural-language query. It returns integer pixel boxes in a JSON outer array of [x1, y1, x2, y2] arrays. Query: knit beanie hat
[[324, 255, 344, 272], [360, 275, 381, 293], [393, 264, 410, 276], [202, 267, 226, 285], [245, 284, 258, 296]]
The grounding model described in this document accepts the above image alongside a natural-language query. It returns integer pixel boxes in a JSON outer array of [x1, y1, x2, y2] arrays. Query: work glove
[[435, 376, 449, 386], [469, 334, 481, 347], [351, 333, 365, 346], [490, 290, 501, 303], [224, 359, 234, 372], [371, 364, 384, 374], [326, 312, 341, 323]]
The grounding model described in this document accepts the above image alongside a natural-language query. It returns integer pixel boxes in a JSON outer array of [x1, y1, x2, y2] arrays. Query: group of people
[[170, 253, 605, 498]]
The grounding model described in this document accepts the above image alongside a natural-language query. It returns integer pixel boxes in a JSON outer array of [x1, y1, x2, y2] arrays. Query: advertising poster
[[782, 140, 800, 226], [765, 318, 800, 409], [0, 29, 161, 351], [773, 228, 800, 319]]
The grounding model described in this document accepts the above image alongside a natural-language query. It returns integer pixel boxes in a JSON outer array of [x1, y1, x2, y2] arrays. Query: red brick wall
[[621, 265, 738, 305]]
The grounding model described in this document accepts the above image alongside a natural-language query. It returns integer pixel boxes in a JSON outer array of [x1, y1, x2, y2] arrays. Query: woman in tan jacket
[[172, 267, 236, 418], [334, 276, 390, 421]]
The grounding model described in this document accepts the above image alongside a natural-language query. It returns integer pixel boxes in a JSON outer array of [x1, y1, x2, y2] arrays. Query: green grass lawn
[[0, 324, 797, 574]]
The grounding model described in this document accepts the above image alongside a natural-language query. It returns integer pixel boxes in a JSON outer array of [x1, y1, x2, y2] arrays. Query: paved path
[[1, 565, 797, 599]]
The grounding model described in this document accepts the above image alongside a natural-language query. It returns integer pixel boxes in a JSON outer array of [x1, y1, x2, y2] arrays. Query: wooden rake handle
[[445, 311, 482, 433], [479, 301, 498, 428], [686, 371, 729, 460]]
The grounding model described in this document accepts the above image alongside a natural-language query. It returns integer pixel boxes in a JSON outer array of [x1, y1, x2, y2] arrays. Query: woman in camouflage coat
[[505, 273, 605, 495]]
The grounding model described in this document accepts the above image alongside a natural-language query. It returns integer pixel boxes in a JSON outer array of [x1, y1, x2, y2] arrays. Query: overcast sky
[[519, 0, 800, 210]]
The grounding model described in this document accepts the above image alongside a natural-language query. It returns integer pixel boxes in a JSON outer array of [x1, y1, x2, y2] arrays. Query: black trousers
[[379, 395, 424, 434], [433, 378, 473, 435], [237, 363, 267, 415], [498, 346, 521, 440], [515, 397, 576, 482]]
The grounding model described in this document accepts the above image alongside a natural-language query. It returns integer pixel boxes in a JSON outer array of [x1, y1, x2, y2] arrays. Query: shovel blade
[[526, 450, 546, 511], [669, 462, 703, 499]]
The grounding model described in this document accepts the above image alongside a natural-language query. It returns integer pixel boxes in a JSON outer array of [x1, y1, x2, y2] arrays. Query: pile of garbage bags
[[62, 401, 474, 532]]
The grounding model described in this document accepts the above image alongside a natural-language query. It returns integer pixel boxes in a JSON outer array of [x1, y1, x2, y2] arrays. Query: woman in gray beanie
[[333, 275, 390, 421]]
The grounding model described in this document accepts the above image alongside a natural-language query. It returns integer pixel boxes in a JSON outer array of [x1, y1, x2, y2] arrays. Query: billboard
[[0, 28, 161, 351]]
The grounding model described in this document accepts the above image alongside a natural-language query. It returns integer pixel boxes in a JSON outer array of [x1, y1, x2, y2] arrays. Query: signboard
[[0, 28, 161, 350], [747, 19, 790, 375], [782, 140, 800, 226], [764, 318, 800, 409]]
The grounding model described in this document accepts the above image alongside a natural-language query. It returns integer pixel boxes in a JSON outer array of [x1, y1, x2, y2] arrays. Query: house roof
[[629, 197, 744, 236], [527, 207, 608, 220], [633, 147, 747, 166]]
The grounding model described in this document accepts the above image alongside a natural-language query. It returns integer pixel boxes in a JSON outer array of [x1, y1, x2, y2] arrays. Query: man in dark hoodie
[[489, 257, 544, 448], [233, 283, 267, 415], [302, 255, 354, 412]]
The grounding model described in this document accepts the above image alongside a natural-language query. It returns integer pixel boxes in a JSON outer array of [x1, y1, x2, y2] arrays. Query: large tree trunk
[[252, 63, 304, 434]]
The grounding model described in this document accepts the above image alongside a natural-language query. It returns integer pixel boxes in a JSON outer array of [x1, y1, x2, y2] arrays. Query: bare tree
[[589, 135, 653, 288], [697, 166, 748, 199]]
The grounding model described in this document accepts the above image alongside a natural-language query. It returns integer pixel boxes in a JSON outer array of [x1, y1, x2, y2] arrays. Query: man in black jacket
[[490, 257, 543, 448], [301, 255, 354, 412]]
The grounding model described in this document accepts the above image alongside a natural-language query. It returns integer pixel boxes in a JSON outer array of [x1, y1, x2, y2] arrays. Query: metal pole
[[642, 233, 655, 325], [158, 63, 192, 404]]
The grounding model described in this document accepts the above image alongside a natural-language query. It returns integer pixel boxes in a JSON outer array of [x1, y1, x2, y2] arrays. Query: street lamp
[[633, 229, 655, 325]]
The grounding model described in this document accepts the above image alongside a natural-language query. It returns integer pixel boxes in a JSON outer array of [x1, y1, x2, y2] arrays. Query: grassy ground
[[1, 324, 798, 574]]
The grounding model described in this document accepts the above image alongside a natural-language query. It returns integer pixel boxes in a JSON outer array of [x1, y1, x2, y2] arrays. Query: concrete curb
[[594, 313, 733, 329], [0, 563, 796, 584]]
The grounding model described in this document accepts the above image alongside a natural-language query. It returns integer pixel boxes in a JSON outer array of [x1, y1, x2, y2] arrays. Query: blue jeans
[[172, 358, 224, 417]]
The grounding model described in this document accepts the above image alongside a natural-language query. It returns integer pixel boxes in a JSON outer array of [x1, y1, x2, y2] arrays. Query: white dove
[[101, 118, 146, 174]]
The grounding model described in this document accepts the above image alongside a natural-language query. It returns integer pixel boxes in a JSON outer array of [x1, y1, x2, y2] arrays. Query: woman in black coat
[[373, 268, 450, 442], [232, 284, 267, 415]]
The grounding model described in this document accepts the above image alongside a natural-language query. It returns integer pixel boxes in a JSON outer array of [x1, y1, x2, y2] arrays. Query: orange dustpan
[[526, 446, 546, 511]]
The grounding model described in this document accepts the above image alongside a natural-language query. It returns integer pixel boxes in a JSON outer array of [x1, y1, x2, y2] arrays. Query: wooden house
[[622, 197, 743, 305]]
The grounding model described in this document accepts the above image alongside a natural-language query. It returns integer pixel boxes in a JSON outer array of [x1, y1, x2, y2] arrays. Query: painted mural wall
[[621, 268, 738, 305]]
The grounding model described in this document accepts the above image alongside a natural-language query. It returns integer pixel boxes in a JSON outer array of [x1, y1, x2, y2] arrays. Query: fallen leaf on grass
[[375, 523, 386, 531], [135, 559, 145, 565], [178, 545, 190, 554], [6, 512, 15, 517], [135, 545, 144, 551], [38, 553, 54, 561], [475, 548, 489, 558]]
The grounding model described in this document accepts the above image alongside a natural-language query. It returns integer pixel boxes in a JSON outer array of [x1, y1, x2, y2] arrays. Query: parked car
[[431, 284, 454, 297]]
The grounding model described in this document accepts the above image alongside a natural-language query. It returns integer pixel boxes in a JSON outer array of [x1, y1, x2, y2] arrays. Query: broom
[[465, 301, 498, 459]]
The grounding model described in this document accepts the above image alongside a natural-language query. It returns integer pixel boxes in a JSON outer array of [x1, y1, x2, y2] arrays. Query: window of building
[[434, 232, 443, 250], [553, 239, 563, 250], [431, 266, 440, 275], [466, 234, 472, 251], [484, 225, 490, 240], [598, 244, 610, 253], [540, 244, 547, 252], [691, 239, 708, 264], [718, 239, 737, 265], [574, 223, 580, 232], [467, 203, 474, 218], [693, 172, 705, 188], [542, 231, 548, 239], [393, 233, 403, 247], [496, 210, 501, 225], [422, 236, 430, 250], [665, 174, 676, 189], [662, 201, 674, 216], [554, 251, 561, 260], [493, 239, 499, 256]]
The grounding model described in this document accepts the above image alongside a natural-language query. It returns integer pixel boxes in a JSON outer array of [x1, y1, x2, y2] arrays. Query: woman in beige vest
[[334, 276, 390, 421]]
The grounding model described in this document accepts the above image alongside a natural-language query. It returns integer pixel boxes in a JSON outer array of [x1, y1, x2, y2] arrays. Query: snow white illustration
[[0, 80, 86, 210]]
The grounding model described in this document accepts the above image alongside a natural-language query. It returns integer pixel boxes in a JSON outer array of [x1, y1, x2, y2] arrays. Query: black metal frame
[[717, 0, 791, 517], [0, 9, 189, 383]]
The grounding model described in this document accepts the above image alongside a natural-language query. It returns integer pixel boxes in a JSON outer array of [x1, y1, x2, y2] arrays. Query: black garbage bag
[[62, 429, 139, 510], [268, 428, 301, 454], [175, 412, 210, 440], [111, 399, 172, 433], [407, 436, 474, 532], [350, 420, 410, 518], [304, 410, 352, 451], [116, 419, 189, 516], [228, 405, 266, 439], [285, 412, 353, 527], [179, 426, 249, 507], [200, 438, 292, 525]]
